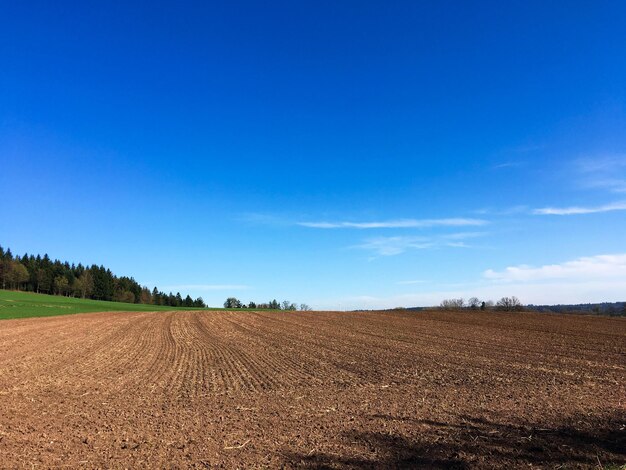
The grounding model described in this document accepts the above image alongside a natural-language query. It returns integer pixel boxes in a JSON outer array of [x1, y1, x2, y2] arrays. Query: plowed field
[[0, 310, 624, 468]]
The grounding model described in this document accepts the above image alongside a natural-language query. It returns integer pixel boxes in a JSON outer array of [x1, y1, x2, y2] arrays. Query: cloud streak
[[484, 253, 626, 282], [355, 232, 486, 256], [577, 156, 626, 194], [316, 252, 626, 309], [577, 156, 626, 173], [355, 236, 434, 256], [533, 201, 626, 215], [473, 205, 529, 216], [492, 161, 525, 170], [317, 278, 626, 310], [583, 178, 626, 193], [298, 218, 487, 229]]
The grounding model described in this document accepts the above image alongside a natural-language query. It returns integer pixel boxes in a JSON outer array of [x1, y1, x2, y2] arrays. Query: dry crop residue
[[0, 310, 624, 468]]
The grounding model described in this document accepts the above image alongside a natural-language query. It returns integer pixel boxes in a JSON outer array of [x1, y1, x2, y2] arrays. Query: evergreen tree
[[0, 245, 209, 307]]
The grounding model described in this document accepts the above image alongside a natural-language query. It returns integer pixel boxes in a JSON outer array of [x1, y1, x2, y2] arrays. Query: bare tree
[[468, 297, 481, 310], [299, 303, 312, 311], [440, 298, 465, 310], [496, 296, 522, 311]]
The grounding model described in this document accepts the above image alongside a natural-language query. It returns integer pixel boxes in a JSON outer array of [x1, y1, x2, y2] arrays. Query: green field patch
[[0, 290, 207, 320]]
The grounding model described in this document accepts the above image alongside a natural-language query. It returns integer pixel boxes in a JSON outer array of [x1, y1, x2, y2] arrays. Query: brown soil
[[0, 309, 624, 468]]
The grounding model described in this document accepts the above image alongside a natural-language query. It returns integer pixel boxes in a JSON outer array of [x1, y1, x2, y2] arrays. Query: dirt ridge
[[0, 309, 624, 468]]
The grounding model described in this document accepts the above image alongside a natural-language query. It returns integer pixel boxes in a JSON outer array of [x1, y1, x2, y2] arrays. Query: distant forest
[[0, 245, 206, 308], [528, 302, 626, 316], [404, 302, 626, 316]]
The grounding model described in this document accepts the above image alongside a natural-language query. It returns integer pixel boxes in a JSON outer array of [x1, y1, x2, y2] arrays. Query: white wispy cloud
[[473, 205, 529, 216], [354, 232, 487, 256], [355, 236, 434, 256], [577, 156, 626, 173], [583, 177, 626, 193], [533, 201, 626, 215], [298, 218, 487, 229], [492, 161, 525, 170], [576, 156, 626, 194], [484, 254, 626, 282], [518, 157, 626, 217], [316, 278, 626, 310], [441, 231, 488, 240], [237, 213, 293, 226], [164, 284, 250, 291], [315, 252, 626, 309]]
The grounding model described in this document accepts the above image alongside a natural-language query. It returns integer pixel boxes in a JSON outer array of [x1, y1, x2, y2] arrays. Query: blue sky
[[1, 1, 626, 309]]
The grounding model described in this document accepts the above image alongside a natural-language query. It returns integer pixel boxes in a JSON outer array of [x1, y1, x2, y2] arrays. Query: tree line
[[528, 301, 626, 316], [440, 296, 523, 311], [0, 245, 206, 308], [223, 297, 311, 311]]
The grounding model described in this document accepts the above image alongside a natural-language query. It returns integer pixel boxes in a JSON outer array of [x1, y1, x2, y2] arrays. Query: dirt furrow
[[0, 309, 624, 469]]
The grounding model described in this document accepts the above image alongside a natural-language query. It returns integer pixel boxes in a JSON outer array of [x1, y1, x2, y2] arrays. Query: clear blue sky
[[2, 1, 626, 309]]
